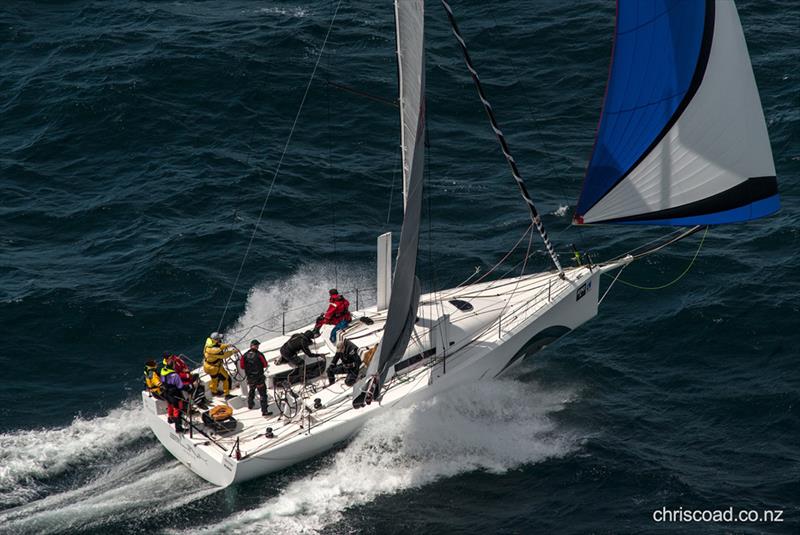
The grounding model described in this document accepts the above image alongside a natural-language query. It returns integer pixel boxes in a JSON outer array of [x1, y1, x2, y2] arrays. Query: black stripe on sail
[[441, 0, 563, 277], [596, 176, 778, 224], [578, 0, 716, 218]]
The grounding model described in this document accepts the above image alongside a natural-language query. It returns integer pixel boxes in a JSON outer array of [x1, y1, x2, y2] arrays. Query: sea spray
[[195, 378, 579, 534], [226, 262, 375, 344]]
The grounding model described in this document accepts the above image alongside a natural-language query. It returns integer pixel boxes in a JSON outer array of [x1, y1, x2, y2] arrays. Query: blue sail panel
[[614, 194, 781, 226], [577, 0, 709, 217]]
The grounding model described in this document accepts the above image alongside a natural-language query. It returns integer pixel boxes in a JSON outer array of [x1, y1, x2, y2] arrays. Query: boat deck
[[144, 262, 625, 485]]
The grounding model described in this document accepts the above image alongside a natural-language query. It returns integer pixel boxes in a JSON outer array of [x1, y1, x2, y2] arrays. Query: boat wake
[[0, 402, 216, 535], [194, 378, 579, 534], [2, 265, 580, 534]]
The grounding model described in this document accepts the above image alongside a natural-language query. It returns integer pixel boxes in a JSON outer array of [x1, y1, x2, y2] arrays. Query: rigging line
[[486, 6, 581, 243], [328, 0, 338, 290], [598, 263, 627, 305], [216, 0, 343, 332], [629, 225, 703, 260], [423, 115, 446, 347], [605, 226, 708, 291], [329, 99, 339, 286], [441, 0, 564, 277], [461, 222, 534, 287], [386, 147, 400, 225], [494, 228, 535, 338], [603, 225, 702, 264]]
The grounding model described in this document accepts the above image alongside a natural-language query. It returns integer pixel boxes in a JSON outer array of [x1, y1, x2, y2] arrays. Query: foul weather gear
[[321, 294, 352, 325], [316, 293, 352, 342], [167, 354, 207, 408], [144, 361, 162, 398], [239, 348, 268, 385], [160, 366, 186, 432], [204, 337, 235, 396], [240, 347, 270, 415], [327, 340, 361, 386], [279, 332, 319, 367]]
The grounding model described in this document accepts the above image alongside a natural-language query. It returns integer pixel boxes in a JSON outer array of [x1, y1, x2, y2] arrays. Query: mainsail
[[360, 0, 425, 400], [575, 0, 779, 225]]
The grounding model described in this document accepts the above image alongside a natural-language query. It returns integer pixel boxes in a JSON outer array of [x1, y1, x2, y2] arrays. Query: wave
[[0, 402, 150, 509], [193, 378, 579, 534], [0, 402, 217, 534]]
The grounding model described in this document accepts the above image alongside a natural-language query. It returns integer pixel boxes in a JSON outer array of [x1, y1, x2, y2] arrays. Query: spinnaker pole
[[441, 0, 564, 277]]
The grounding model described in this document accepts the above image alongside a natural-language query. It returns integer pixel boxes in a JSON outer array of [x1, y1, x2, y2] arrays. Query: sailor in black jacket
[[327, 339, 362, 386]]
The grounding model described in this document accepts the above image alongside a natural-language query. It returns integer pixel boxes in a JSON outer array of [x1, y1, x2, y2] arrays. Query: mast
[[440, 0, 564, 278]]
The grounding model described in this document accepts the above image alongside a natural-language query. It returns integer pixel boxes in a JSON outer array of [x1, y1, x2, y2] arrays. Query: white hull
[[145, 260, 629, 486]]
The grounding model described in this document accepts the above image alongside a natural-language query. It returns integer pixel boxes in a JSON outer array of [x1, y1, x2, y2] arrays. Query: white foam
[[1, 447, 216, 535], [226, 262, 375, 345], [0, 401, 219, 534], [253, 6, 308, 18], [0, 402, 150, 508], [552, 204, 569, 217], [195, 378, 578, 534]]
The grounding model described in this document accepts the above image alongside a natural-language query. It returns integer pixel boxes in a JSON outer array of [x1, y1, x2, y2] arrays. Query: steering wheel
[[223, 345, 246, 383], [273, 381, 300, 419]]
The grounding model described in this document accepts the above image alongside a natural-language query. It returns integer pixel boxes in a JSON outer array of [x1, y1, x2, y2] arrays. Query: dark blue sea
[[1, 1, 798, 533]]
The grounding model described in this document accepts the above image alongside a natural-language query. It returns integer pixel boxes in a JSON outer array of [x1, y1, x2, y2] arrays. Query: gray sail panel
[[369, 94, 426, 393], [362, 0, 425, 397], [396, 0, 425, 210]]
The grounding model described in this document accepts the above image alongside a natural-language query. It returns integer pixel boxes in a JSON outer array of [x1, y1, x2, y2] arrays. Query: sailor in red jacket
[[165, 352, 208, 409], [315, 288, 352, 342]]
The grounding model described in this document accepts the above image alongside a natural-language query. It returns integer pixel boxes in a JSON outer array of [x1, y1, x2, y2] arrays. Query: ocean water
[[1, 1, 798, 534]]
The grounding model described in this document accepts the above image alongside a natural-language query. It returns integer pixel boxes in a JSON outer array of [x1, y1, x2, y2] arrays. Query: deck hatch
[[448, 299, 474, 312]]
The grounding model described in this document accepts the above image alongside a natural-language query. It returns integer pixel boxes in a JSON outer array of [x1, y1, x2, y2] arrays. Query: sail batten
[[575, 0, 779, 226]]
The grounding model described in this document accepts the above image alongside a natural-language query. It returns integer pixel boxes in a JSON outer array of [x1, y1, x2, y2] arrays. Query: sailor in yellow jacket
[[143, 360, 162, 399], [204, 332, 236, 397]]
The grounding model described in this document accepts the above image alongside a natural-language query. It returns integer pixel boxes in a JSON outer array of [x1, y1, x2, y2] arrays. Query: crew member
[[143, 360, 162, 399], [280, 330, 323, 367], [203, 332, 235, 399], [167, 352, 208, 409], [239, 339, 272, 417], [279, 330, 326, 383], [327, 338, 361, 387], [315, 289, 352, 342], [160, 359, 187, 433]]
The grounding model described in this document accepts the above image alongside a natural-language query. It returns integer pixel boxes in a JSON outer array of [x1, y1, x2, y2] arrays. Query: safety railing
[[225, 286, 377, 345]]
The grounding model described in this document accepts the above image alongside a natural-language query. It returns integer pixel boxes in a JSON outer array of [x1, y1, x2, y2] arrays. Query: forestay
[[360, 0, 426, 400], [575, 0, 779, 225]]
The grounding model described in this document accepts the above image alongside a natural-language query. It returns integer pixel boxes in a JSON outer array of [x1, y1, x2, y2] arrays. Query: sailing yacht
[[143, 0, 778, 487]]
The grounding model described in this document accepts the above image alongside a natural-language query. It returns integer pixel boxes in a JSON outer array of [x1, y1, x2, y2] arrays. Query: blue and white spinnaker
[[575, 0, 779, 225]]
